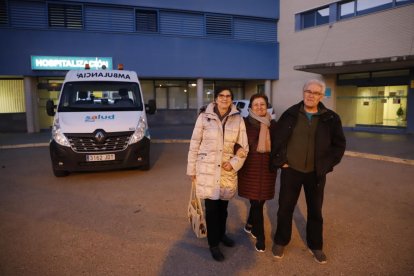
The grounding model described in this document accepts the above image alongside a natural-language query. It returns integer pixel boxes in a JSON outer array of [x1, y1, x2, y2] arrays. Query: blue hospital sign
[[31, 56, 113, 70]]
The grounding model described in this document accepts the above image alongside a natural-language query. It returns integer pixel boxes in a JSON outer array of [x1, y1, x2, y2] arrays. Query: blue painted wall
[[0, 28, 279, 79], [0, 0, 279, 80], [85, 0, 279, 18]]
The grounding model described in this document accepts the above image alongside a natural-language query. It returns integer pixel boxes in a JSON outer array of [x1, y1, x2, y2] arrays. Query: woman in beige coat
[[187, 87, 248, 262]]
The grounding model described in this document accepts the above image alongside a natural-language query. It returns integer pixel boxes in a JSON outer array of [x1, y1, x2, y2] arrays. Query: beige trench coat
[[187, 103, 249, 200]]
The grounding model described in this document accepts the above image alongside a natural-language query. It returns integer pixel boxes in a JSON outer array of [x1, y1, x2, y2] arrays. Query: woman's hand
[[282, 163, 289, 168], [222, 162, 233, 171]]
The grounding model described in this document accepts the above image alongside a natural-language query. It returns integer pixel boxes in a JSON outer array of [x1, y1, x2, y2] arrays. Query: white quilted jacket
[[187, 103, 249, 200]]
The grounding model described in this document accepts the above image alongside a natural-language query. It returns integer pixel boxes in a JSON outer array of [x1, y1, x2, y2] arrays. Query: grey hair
[[303, 79, 326, 95]]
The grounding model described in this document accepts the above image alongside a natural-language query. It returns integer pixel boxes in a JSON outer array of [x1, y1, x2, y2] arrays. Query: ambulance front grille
[[66, 132, 133, 153]]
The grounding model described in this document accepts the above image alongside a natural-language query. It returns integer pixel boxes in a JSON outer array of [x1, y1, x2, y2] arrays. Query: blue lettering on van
[[85, 114, 115, 122], [76, 72, 131, 79]]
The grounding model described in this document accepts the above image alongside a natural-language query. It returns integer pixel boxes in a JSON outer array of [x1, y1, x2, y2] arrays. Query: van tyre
[[53, 169, 69, 177]]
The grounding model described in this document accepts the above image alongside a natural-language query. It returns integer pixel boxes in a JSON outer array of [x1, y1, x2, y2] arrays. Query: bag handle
[[190, 179, 204, 215]]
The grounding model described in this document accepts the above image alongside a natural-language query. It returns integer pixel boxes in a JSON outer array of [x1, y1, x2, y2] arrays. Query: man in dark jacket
[[270, 79, 346, 264]]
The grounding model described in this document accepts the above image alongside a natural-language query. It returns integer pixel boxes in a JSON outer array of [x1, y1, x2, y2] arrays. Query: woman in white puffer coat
[[187, 87, 249, 262]]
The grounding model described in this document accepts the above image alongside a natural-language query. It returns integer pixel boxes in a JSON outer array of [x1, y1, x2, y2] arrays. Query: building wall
[[0, 28, 278, 79], [0, 0, 280, 132], [85, 0, 279, 18], [0, 0, 279, 79], [274, 1, 414, 116]]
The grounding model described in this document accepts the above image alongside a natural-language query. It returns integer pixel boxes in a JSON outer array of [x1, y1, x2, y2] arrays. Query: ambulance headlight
[[129, 116, 148, 144], [52, 117, 70, 147]]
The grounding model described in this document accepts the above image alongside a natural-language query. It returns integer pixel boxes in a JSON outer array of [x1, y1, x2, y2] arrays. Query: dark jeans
[[273, 167, 326, 250], [247, 200, 266, 242], [205, 199, 229, 247]]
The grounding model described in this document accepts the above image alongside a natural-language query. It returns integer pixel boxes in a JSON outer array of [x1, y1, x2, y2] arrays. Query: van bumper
[[49, 137, 150, 172]]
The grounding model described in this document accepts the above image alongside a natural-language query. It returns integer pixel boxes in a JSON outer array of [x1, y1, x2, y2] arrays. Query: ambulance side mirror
[[46, 99, 56, 116], [145, 99, 156, 115]]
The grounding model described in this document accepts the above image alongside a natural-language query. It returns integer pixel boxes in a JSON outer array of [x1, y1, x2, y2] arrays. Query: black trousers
[[273, 167, 326, 250], [205, 199, 229, 247], [247, 200, 266, 242]]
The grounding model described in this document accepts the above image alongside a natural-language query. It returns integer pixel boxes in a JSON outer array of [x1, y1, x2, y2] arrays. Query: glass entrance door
[[337, 85, 408, 128]]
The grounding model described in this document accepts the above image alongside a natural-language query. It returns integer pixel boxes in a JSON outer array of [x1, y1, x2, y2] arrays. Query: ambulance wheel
[[53, 169, 69, 177]]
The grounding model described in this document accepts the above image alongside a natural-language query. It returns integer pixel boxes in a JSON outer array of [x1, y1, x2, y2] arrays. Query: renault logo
[[94, 130, 106, 143]]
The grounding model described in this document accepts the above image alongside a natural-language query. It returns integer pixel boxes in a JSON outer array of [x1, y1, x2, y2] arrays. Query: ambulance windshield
[[58, 81, 143, 112]]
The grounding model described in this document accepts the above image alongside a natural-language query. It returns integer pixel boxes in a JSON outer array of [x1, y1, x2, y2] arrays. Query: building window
[[396, 0, 413, 5], [205, 14, 233, 37], [338, 0, 412, 20], [301, 7, 329, 29], [136, 9, 158, 32], [233, 17, 277, 43], [356, 0, 393, 15], [0, 79, 25, 113], [188, 83, 198, 109], [339, 1, 356, 19], [336, 85, 408, 128], [214, 80, 244, 100], [300, 0, 414, 29], [338, 72, 371, 80], [48, 3, 83, 29], [159, 11, 203, 37], [85, 5, 134, 32], [257, 84, 265, 94], [0, 0, 8, 26], [6, 1, 276, 43], [154, 80, 190, 109], [371, 69, 410, 78]]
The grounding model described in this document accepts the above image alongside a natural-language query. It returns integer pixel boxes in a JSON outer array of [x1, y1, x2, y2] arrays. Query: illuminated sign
[[76, 72, 131, 79], [31, 56, 113, 70]]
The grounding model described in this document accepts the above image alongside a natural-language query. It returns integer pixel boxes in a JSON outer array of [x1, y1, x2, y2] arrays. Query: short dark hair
[[214, 87, 233, 100], [249, 93, 269, 108]]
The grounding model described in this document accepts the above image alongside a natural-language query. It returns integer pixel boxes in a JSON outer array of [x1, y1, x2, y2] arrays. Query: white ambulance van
[[46, 65, 156, 177]]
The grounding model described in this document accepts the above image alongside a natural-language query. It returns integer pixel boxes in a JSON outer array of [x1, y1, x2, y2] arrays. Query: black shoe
[[210, 246, 224, 262], [221, 235, 235, 247], [255, 240, 265, 253], [244, 223, 252, 234]]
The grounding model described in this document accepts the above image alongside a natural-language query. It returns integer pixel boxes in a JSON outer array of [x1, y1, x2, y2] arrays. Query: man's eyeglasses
[[218, 94, 232, 99], [304, 90, 324, 97]]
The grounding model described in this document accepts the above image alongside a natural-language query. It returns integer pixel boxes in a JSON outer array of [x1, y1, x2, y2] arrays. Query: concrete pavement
[[1, 123, 414, 275], [0, 143, 413, 275]]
